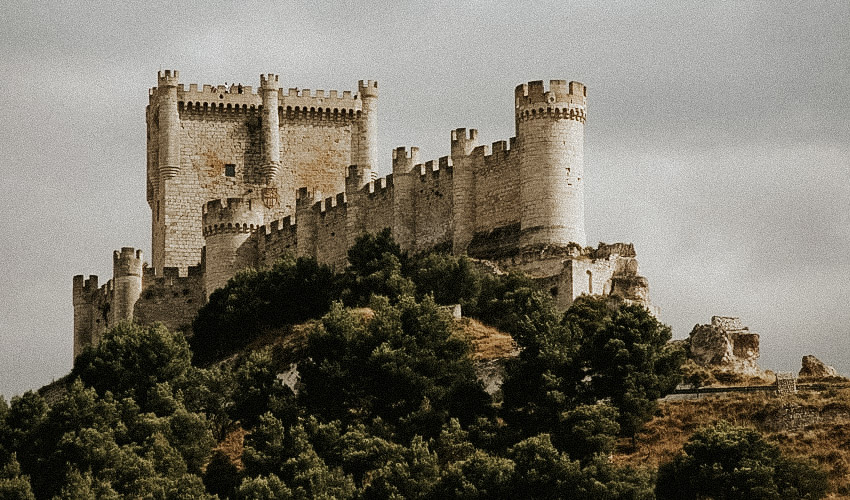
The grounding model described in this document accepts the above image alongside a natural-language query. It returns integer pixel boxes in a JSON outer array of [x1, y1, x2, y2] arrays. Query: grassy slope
[[614, 388, 850, 497]]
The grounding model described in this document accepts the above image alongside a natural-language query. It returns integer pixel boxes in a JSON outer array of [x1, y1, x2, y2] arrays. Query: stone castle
[[72, 71, 653, 359]]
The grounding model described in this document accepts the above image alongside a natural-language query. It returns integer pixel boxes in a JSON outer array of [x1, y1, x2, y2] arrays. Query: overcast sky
[[1, 1, 848, 397]]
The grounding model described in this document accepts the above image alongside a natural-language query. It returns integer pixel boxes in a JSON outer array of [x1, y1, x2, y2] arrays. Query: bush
[[656, 421, 829, 499]]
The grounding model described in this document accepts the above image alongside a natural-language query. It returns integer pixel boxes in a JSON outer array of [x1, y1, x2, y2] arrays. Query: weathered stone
[[72, 74, 656, 358], [687, 316, 762, 377], [799, 355, 838, 378]]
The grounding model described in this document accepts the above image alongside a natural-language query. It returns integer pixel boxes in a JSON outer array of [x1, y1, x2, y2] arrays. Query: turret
[[450, 128, 479, 253], [515, 80, 587, 248], [260, 73, 281, 183], [392, 146, 419, 250], [72, 274, 98, 360], [156, 70, 181, 181], [202, 198, 264, 296], [112, 247, 144, 325], [351, 80, 378, 180]]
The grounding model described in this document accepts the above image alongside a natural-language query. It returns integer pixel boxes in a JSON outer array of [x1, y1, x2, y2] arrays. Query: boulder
[[799, 355, 838, 379]]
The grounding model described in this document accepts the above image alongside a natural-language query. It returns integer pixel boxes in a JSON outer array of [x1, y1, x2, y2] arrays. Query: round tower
[[112, 247, 144, 324], [260, 74, 281, 183], [202, 198, 264, 297], [352, 80, 378, 179], [516, 80, 587, 248], [72, 274, 97, 359], [156, 70, 181, 181]]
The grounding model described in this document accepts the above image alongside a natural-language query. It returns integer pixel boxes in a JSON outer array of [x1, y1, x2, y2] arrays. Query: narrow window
[[587, 270, 593, 294], [225, 164, 236, 177]]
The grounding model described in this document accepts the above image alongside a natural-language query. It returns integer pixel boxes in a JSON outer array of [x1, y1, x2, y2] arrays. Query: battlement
[[319, 193, 347, 214], [260, 73, 279, 90], [515, 80, 586, 122], [156, 71, 363, 119], [418, 157, 453, 178], [202, 198, 264, 236], [261, 216, 297, 239], [358, 80, 379, 98], [113, 247, 144, 277], [392, 146, 420, 174], [72, 275, 100, 301], [157, 69, 179, 87]]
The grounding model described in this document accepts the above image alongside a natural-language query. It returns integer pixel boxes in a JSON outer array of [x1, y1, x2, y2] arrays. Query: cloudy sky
[[1, 1, 848, 397]]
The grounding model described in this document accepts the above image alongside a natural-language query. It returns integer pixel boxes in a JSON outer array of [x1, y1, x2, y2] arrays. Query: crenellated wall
[[74, 75, 657, 360]]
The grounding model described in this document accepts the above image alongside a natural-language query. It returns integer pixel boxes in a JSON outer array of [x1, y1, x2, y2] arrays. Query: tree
[[656, 421, 829, 500], [340, 229, 414, 306], [71, 322, 194, 412], [298, 296, 490, 439], [567, 296, 684, 437], [191, 255, 338, 364]]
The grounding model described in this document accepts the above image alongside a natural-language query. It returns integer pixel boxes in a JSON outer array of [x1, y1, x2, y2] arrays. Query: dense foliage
[[0, 232, 828, 497], [656, 421, 829, 499]]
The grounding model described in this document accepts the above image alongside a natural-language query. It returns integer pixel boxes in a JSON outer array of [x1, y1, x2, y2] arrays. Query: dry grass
[[457, 318, 517, 361], [614, 388, 850, 497]]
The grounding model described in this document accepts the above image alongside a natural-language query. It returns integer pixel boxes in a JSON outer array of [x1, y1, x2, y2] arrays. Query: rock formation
[[686, 316, 762, 377], [799, 355, 839, 379]]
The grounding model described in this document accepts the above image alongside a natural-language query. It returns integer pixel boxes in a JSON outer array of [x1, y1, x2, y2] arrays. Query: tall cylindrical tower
[[202, 198, 264, 297], [392, 146, 419, 251], [260, 74, 281, 183], [450, 128, 479, 254], [352, 80, 378, 179], [516, 80, 587, 248], [112, 247, 144, 324], [72, 274, 97, 359], [156, 70, 181, 181]]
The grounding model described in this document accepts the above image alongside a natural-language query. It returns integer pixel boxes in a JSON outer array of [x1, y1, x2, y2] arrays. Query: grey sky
[[1, 1, 848, 396]]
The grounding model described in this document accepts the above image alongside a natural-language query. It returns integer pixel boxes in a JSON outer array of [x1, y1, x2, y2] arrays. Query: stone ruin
[[686, 316, 763, 377], [775, 372, 797, 395]]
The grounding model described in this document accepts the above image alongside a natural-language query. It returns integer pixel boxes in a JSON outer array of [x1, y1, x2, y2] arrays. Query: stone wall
[[147, 73, 371, 274], [134, 267, 204, 332]]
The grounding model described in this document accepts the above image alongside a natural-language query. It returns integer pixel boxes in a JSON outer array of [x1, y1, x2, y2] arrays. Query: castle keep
[[73, 71, 652, 358]]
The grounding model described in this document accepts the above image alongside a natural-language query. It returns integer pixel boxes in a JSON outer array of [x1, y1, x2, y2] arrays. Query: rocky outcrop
[[687, 316, 762, 377], [799, 355, 838, 379]]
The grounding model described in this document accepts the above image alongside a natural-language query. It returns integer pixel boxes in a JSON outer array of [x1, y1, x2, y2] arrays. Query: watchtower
[[515, 80, 587, 248]]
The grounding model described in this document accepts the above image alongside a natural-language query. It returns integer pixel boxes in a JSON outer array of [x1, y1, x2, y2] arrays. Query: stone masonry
[[72, 72, 654, 359]]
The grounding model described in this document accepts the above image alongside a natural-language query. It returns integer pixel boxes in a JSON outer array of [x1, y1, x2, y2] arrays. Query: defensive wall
[[73, 73, 653, 359]]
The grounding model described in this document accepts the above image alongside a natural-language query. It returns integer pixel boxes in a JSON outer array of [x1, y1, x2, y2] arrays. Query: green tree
[[568, 296, 684, 437], [0, 454, 35, 500], [656, 421, 829, 500], [299, 296, 490, 439], [192, 255, 338, 364], [71, 322, 194, 412], [341, 229, 414, 306]]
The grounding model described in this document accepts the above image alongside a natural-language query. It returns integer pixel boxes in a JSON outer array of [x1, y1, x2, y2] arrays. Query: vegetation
[[0, 231, 834, 497]]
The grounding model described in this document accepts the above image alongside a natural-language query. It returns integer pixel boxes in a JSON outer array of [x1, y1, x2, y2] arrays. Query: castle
[[72, 71, 653, 359]]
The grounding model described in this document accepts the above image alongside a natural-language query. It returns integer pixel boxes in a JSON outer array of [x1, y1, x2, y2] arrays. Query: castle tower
[[112, 247, 144, 324], [260, 74, 281, 183], [515, 80, 587, 248], [202, 198, 264, 297], [392, 146, 419, 250], [450, 128, 479, 254], [351, 80, 378, 180], [156, 70, 181, 182], [72, 274, 97, 359]]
